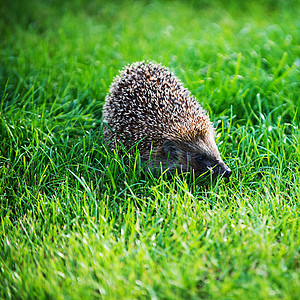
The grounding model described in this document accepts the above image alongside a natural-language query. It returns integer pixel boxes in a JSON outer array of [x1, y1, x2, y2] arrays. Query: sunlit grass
[[0, 0, 299, 298]]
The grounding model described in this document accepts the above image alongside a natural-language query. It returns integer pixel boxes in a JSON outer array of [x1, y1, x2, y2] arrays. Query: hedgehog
[[103, 61, 232, 178]]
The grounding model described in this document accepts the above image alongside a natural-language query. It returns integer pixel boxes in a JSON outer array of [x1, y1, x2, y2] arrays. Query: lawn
[[0, 0, 300, 298]]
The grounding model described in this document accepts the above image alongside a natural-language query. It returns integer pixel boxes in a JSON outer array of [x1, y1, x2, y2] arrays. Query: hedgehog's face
[[161, 131, 231, 178]]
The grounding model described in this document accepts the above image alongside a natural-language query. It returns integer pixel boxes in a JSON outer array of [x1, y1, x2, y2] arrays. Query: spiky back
[[103, 61, 211, 153]]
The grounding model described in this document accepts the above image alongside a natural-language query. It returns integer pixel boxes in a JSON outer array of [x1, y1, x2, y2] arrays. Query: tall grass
[[0, 0, 299, 298]]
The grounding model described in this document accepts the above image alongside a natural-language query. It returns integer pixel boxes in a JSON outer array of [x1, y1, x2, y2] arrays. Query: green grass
[[1, 0, 300, 298]]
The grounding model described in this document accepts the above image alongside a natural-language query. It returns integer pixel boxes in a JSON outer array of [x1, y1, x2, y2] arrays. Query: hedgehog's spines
[[103, 61, 212, 153]]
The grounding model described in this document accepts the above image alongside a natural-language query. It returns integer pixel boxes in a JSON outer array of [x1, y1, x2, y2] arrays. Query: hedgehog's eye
[[197, 154, 208, 163], [197, 156, 204, 163]]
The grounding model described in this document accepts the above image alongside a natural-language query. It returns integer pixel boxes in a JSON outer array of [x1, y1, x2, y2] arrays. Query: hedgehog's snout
[[220, 162, 232, 178], [213, 161, 232, 178], [223, 167, 232, 178]]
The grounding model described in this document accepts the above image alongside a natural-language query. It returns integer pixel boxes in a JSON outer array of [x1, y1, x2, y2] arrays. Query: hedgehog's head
[[155, 126, 232, 179]]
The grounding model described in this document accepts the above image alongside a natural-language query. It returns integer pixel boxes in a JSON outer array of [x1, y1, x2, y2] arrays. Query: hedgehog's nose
[[218, 162, 232, 178], [223, 168, 232, 178]]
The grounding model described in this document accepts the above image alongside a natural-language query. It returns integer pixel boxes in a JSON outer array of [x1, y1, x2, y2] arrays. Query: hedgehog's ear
[[163, 140, 179, 159]]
